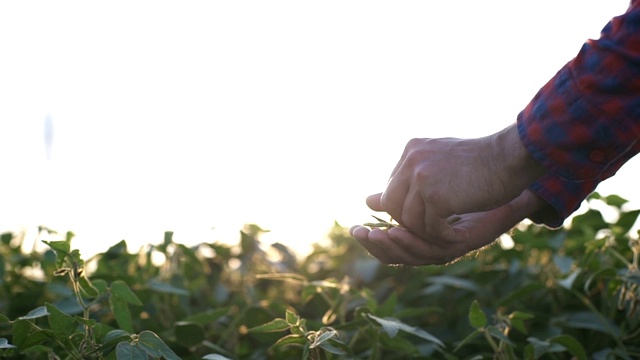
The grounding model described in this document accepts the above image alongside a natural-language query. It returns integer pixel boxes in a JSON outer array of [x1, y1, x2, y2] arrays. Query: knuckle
[[405, 137, 423, 149], [403, 138, 432, 164], [413, 164, 431, 182]]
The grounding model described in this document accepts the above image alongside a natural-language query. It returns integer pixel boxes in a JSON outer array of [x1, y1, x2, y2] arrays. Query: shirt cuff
[[527, 174, 599, 228]]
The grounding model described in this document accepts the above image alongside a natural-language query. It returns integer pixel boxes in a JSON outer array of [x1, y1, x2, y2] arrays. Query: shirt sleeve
[[517, 1, 640, 227]]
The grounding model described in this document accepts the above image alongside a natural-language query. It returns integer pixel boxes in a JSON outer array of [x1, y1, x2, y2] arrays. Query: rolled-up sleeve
[[517, 1, 640, 227]]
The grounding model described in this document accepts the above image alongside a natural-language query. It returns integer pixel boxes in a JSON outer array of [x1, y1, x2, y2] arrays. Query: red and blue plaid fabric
[[517, 0, 640, 227]]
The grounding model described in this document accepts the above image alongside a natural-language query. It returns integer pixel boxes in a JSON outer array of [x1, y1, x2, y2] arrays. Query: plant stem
[[481, 329, 503, 360], [370, 329, 380, 360], [69, 272, 94, 350]]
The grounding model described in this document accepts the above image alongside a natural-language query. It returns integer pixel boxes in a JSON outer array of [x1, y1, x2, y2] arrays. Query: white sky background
[[1, 0, 637, 257]]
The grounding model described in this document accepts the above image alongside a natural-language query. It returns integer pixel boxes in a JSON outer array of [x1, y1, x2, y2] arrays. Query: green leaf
[[366, 314, 444, 347], [524, 344, 535, 360], [20, 345, 54, 356], [175, 322, 205, 348], [92, 279, 109, 294], [302, 343, 310, 360], [0, 314, 10, 323], [301, 284, 319, 302], [18, 306, 50, 320], [11, 320, 32, 348], [508, 311, 534, 334], [527, 337, 550, 359], [68, 249, 84, 268], [285, 309, 300, 326], [290, 318, 306, 335], [43, 240, 71, 269], [111, 280, 142, 306], [398, 323, 444, 347], [137, 330, 180, 360], [526, 337, 566, 358], [12, 323, 55, 351], [247, 318, 290, 333], [487, 326, 514, 346], [106, 240, 129, 256], [43, 240, 70, 255], [549, 335, 587, 360], [366, 314, 400, 337], [378, 291, 398, 317], [45, 303, 77, 337], [79, 276, 100, 298], [588, 192, 602, 200], [0, 338, 16, 349], [104, 329, 131, 343], [318, 339, 350, 355], [180, 308, 229, 325], [616, 209, 640, 234], [603, 194, 629, 208], [115, 342, 148, 359], [557, 269, 581, 290], [110, 295, 134, 333], [163, 231, 174, 247], [92, 329, 131, 355], [499, 282, 545, 306], [75, 316, 97, 328], [571, 209, 607, 231], [273, 334, 305, 347], [255, 272, 308, 283], [203, 355, 234, 360], [91, 322, 115, 343], [427, 275, 485, 293], [309, 329, 337, 349], [0, 232, 12, 245], [147, 280, 190, 296], [557, 311, 621, 337], [468, 300, 487, 329]]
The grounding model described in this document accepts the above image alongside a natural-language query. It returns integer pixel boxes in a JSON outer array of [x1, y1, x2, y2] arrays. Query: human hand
[[373, 124, 545, 242], [350, 189, 545, 265]]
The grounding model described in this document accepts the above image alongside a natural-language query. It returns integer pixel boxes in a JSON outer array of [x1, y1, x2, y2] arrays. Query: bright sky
[[1, 0, 637, 257]]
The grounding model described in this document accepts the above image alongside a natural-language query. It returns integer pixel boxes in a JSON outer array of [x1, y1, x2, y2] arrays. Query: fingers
[[378, 139, 422, 223], [350, 226, 429, 265], [379, 175, 409, 222], [352, 225, 462, 265], [399, 185, 427, 234], [352, 190, 543, 266], [350, 226, 397, 264], [365, 193, 384, 212]]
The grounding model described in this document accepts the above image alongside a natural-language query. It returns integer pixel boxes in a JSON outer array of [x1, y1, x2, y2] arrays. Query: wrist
[[491, 123, 546, 194]]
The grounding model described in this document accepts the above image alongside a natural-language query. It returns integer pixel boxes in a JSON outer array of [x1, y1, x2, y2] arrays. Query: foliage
[[0, 193, 639, 359]]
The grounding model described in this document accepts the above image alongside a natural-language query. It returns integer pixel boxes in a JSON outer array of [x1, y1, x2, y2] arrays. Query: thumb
[[366, 193, 384, 212], [450, 189, 545, 250]]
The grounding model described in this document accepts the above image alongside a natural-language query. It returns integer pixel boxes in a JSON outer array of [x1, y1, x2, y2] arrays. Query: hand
[[350, 189, 545, 265], [374, 124, 545, 241]]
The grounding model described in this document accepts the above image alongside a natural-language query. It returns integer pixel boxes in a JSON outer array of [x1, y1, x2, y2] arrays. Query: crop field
[[0, 193, 639, 359]]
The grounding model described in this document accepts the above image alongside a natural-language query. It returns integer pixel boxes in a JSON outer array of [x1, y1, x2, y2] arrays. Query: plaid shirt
[[517, 0, 640, 227]]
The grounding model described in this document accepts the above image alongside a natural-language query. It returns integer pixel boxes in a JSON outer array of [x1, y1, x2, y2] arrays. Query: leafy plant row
[[0, 193, 638, 359]]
